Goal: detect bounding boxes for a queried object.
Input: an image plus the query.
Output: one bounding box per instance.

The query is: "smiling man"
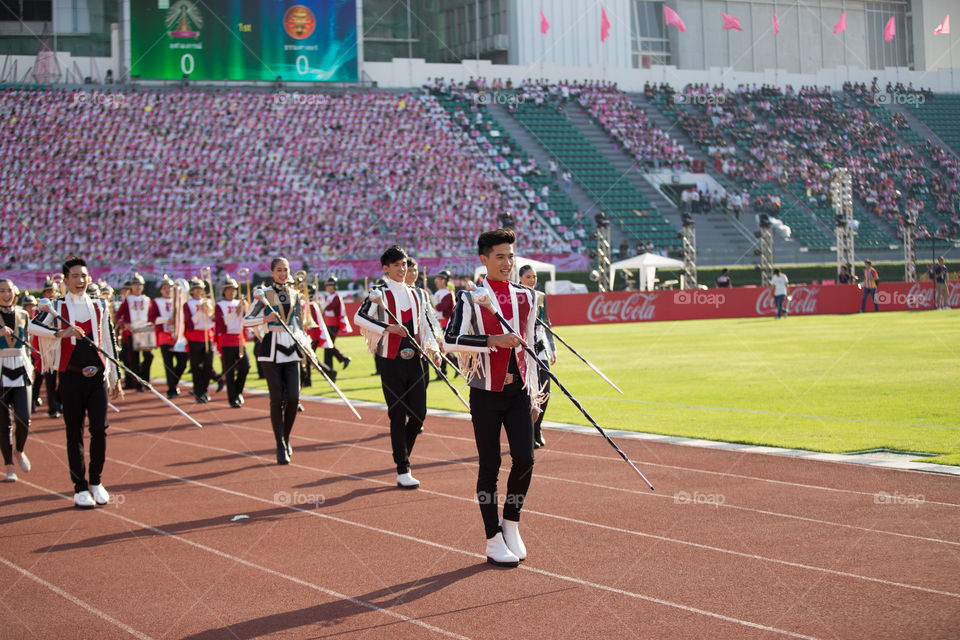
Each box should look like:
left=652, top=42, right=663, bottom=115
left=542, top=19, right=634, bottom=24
left=443, top=228, right=542, bottom=567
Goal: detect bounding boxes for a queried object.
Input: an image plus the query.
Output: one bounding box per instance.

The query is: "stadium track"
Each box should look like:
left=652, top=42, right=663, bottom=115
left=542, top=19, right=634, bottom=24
left=2, top=389, right=958, bottom=639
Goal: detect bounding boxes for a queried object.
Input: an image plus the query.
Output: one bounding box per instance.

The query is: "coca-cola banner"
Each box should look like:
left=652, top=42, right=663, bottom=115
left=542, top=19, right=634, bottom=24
left=541, top=282, right=959, bottom=327
left=338, top=282, right=956, bottom=335
left=0, top=253, right=589, bottom=290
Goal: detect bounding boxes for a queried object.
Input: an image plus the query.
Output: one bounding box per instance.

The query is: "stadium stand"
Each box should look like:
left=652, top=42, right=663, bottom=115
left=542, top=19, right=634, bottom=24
left=0, top=86, right=564, bottom=269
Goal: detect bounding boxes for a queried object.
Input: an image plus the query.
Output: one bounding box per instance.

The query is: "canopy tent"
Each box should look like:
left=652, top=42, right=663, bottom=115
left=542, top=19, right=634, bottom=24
left=473, top=256, right=556, bottom=284
left=610, top=253, right=685, bottom=291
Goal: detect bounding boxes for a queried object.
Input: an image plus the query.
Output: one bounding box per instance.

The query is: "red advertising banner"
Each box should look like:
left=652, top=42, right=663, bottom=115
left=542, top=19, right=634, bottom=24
left=340, top=282, right=956, bottom=335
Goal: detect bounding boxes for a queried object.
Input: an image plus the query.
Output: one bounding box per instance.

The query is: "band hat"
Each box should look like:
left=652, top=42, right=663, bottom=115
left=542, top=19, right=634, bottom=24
left=130, top=272, right=146, bottom=284
left=86, top=283, right=101, bottom=298
left=41, top=277, right=55, bottom=291
left=21, top=294, right=37, bottom=306
left=307, top=283, right=317, bottom=295
left=222, top=276, right=239, bottom=290
left=436, top=270, right=452, bottom=280
left=189, top=277, right=205, bottom=290
left=324, top=277, right=337, bottom=286
left=159, top=274, right=175, bottom=287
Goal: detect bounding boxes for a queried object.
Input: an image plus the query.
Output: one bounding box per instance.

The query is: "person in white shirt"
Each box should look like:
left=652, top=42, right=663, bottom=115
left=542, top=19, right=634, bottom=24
left=28, top=257, right=122, bottom=509
left=771, top=268, right=789, bottom=319
left=0, top=279, right=34, bottom=482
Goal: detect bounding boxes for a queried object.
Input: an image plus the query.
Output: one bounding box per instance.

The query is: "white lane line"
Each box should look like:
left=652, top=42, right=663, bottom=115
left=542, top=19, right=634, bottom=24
left=17, top=481, right=472, bottom=640
left=0, top=555, right=155, bottom=640
left=234, top=398, right=960, bottom=507
left=154, top=410, right=960, bottom=548
left=23, top=466, right=823, bottom=640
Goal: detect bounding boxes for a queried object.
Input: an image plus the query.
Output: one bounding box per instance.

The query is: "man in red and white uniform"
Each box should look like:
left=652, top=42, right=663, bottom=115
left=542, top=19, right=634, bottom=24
left=321, top=278, right=352, bottom=372
left=183, top=278, right=214, bottom=403
left=215, top=276, right=250, bottom=408
left=303, top=283, right=337, bottom=386
left=432, top=269, right=457, bottom=379
left=29, top=257, right=123, bottom=509
left=115, top=272, right=156, bottom=392
left=150, top=275, right=188, bottom=398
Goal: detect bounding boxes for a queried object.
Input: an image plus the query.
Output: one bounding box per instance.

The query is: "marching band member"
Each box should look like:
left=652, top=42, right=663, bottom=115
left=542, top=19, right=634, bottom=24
left=28, top=257, right=123, bottom=508
left=518, top=265, right=555, bottom=449
left=432, top=270, right=457, bottom=380
left=405, top=257, right=444, bottom=393
left=321, top=278, right=352, bottom=372
left=303, top=283, right=338, bottom=386
left=0, top=280, right=34, bottom=482
left=216, top=276, right=251, bottom=408
left=243, top=258, right=308, bottom=464
left=115, top=273, right=155, bottom=392
left=183, top=278, right=215, bottom=403
left=443, top=229, right=542, bottom=567
left=25, top=295, right=57, bottom=417
left=354, top=246, right=441, bottom=490
left=150, top=276, right=189, bottom=398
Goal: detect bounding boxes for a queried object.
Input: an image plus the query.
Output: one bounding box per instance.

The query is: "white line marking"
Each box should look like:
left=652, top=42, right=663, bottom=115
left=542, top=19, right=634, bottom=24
left=17, top=481, right=472, bottom=640
left=0, top=555, right=155, bottom=640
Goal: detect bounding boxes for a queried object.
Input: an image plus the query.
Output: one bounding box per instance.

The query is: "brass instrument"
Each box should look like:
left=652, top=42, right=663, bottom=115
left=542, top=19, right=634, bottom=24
left=236, top=267, right=251, bottom=306
left=294, top=270, right=319, bottom=330
left=199, top=266, right=215, bottom=351
left=51, top=273, right=66, bottom=297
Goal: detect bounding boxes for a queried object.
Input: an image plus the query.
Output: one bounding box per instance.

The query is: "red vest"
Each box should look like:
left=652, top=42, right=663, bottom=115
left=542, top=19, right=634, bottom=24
left=382, top=288, right=420, bottom=360
left=57, top=302, right=105, bottom=373
left=479, top=282, right=530, bottom=392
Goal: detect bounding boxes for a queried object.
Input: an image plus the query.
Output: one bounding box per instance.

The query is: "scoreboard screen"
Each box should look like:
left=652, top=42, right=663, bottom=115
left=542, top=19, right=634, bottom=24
left=130, top=0, right=357, bottom=82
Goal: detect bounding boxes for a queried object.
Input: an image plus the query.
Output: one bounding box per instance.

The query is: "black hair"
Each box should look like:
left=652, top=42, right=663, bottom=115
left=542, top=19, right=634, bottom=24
left=405, top=257, right=418, bottom=268
left=381, top=245, right=408, bottom=266
left=721, top=268, right=729, bottom=274
left=773, top=268, right=781, bottom=275
left=518, top=264, right=534, bottom=277
left=270, top=257, right=289, bottom=270
left=477, top=228, right=516, bottom=256
left=62, top=256, right=87, bottom=276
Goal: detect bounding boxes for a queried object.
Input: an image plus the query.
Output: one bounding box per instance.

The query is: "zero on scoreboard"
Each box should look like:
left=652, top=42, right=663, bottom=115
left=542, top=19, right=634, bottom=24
left=130, top=0, right=358, bottom=82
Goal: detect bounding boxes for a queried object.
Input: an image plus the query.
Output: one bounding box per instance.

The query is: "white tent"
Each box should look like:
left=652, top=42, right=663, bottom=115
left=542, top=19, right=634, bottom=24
left=473, top=256, right=556, bottom=283
left=610, top=253, right=684, bottom=291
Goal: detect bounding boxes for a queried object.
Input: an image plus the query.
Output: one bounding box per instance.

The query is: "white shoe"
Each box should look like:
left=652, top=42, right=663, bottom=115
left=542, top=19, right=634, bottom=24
left=4, top=465, right=17, bottom=482
left=89, top=484, right=110, bottom=505
left=396, top=472, right=420, bottom=489
left=485, top=532, right=520, bottom=567
left=14, top=451, right=30, bottom=472
left=500, top=518, right=527, bottom=561
left=74, top=491, right=96, bottom=508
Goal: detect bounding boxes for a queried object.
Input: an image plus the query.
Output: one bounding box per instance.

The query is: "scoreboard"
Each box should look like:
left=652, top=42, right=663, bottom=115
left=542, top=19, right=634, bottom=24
left=130, top=0, right=357, bottom=82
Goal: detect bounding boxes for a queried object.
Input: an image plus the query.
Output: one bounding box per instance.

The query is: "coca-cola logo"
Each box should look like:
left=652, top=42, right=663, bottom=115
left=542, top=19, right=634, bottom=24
left=587, top=293, right=657, bottom=322
left=755, top=286, right=819, bottom=315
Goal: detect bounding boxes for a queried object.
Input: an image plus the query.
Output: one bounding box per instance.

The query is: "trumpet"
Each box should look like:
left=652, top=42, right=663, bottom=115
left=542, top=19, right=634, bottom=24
left=294, top=270, right=319, bottom=330
left=237, top=267, right=251, bottom=306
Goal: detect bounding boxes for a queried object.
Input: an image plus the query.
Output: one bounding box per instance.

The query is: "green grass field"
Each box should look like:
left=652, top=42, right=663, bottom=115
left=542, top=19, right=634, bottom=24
left=225, top=311, right=960, bottom=465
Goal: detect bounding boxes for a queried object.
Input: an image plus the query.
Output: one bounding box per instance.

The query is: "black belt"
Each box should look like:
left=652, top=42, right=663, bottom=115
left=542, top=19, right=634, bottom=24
left=64, top=364, right=104, bottom=378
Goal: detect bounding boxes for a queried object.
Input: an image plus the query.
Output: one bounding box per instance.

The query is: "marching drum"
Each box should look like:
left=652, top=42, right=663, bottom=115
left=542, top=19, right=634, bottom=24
left=130, top=322, right=157, bottom=351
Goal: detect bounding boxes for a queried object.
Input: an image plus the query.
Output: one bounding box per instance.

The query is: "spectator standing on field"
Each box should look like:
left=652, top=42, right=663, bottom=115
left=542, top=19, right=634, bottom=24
left=860, top=260, right=880, bottom=312
left=771, top=268, right=789, bottom=319
left=716, top=268, right=732, bottom=288
left=933, top=257, right=949, bottom=309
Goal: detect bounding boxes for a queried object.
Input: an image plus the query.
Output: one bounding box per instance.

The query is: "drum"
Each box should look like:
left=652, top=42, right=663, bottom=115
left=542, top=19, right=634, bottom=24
left=130, top=322, right=157, bottom=351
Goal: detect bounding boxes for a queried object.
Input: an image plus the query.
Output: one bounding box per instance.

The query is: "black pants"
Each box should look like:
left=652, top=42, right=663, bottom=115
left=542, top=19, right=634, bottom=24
left=32, top=370, right=61, bottom=414
left=221, top=345, right=250, bottom=404
left=160, top=344, right=189, bottom=394
left=187, top=341, right=213, bottom=398
left=0, top=385, right=30, bottom=465
left=60, top=371, right=108, bottom=493
left=121, top=335, right=154, bottom=390
left=323, top=325, right=348, bottom=369
left=376, top=354, right=427, bottom=474
left=470, top=382, right=535, bottom=539
left=261, top=360, right=300, bottom=449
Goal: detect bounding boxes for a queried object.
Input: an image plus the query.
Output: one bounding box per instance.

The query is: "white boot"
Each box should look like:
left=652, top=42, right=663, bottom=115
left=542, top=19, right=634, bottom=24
left=500, top=518, right=527, bottom=561
left=485, top=532, right=520, bottom=567
left=4, top=465, right=17, bottom=482
left=396, top=472, right=420, bottom=489
left=14, top=451, right=30, bottom=472
left=89, top=484, right=110, bottom=506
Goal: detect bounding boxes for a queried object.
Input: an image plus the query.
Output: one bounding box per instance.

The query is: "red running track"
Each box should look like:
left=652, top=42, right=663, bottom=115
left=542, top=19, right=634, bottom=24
left=2, top=390, right=959, bottom=639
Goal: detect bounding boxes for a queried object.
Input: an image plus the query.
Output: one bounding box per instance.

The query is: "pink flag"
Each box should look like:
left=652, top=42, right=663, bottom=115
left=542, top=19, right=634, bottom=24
left=884, top=16, right=896, bottom=42
left=934, top=14, right=950, bottom=35
left=664, top=6, right=686, bottom=33
left=722, top=12, right=742, bottom=31
left=833, top=11, right=847, bottom=34
left=772, top=12, right=781, bottom=35
left=540, top=8, right=550, bottom=34
left=600, top=7, right=611, bottom=42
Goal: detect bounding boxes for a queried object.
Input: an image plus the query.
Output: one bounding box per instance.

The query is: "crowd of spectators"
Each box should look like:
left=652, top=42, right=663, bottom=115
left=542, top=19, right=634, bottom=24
left=0, top=87, right=560, bottom=269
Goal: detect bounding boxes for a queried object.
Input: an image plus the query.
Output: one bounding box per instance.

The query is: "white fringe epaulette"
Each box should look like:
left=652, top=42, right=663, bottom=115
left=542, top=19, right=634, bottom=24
left=359, top=325, right=382, bottom=355
left=37, top=334, right=60, bottom=375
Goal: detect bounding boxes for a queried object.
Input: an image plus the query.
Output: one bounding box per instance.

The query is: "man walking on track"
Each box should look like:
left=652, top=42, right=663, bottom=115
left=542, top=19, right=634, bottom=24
left=443, top=228, right=543, bottom=568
